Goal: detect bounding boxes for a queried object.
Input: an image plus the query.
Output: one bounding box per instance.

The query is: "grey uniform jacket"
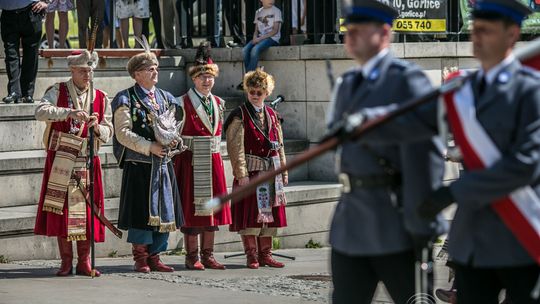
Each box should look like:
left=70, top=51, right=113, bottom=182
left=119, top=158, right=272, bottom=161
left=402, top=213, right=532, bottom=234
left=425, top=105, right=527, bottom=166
left=363, top=59, right=540, bottom=267
left=328, top=53, right=446, bottom=256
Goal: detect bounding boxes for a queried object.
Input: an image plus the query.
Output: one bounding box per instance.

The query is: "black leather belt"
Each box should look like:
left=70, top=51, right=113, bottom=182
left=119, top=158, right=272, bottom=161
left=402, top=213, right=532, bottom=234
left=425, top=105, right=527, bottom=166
left=339, top=173, right=402, bottom=193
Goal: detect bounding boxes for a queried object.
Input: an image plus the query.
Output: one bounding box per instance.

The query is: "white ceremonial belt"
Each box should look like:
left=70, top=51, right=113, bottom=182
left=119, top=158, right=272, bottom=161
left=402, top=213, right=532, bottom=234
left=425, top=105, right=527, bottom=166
left=181, top=135, right=221, bottom=153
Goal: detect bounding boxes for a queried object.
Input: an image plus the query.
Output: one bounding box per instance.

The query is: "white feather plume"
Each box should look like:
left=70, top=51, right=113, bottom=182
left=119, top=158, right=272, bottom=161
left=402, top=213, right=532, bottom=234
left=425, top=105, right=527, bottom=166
left=134, top=35, right=151, bottom=52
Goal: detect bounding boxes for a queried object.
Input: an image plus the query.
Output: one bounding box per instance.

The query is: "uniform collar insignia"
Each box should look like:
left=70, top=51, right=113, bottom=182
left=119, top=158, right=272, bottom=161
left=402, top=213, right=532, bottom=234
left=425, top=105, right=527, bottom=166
left=497, top=71, right=510, bottom=84
left=369, top=68, right=380, bottom=81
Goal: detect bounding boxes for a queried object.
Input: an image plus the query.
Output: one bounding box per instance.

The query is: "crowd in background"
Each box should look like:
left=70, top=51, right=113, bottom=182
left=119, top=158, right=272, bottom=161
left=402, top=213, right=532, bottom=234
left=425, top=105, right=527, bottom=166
left=40, top=0, right=340, bottom=49
left=0, top=0, right=339, bottom=104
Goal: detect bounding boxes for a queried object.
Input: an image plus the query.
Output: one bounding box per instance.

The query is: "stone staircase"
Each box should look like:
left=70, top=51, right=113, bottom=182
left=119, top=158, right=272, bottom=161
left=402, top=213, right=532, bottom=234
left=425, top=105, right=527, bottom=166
left=0, top=96, right=342, bottom=259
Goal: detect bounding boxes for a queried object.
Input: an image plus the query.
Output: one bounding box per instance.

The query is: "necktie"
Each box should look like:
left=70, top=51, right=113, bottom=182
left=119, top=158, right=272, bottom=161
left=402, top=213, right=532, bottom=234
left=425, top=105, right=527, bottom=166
left=199, top=95, right=213, bottom=125
left=346, top=72, right=364, bottom=102
left=478, top=76, right=487, bottom=97
left=352, top=72, right=364, bottom=89
left=147, top=91, right=159, bottom=110
left=257, top=110, right=266, bottom=133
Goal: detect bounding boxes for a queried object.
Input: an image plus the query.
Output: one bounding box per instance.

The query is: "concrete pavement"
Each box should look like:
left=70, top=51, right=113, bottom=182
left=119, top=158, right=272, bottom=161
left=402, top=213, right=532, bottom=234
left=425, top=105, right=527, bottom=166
left=0, top=248, right=453, bottom=304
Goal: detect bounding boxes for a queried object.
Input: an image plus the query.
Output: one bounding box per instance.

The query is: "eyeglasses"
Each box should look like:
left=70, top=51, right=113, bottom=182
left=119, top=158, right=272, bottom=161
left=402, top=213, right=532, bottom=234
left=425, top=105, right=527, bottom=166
left=248, top=90, right=264, bottom=97
left=198, top=75, right=214, bottom=81
left=145, top=67, right=159, bottom=73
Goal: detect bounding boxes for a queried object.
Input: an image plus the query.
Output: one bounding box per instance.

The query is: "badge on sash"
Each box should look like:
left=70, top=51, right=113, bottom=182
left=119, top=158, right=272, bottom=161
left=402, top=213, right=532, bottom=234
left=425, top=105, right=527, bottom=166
left=257, top=183, right=271, bottom=210
left=256, top=182, right=275, bottom=224
left=272, top=156, right=287, bottom=207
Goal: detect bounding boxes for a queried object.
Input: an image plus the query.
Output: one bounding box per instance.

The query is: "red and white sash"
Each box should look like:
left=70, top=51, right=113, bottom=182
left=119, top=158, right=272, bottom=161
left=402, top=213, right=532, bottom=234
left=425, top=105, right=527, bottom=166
left=444, top=72, right=540, bottom=264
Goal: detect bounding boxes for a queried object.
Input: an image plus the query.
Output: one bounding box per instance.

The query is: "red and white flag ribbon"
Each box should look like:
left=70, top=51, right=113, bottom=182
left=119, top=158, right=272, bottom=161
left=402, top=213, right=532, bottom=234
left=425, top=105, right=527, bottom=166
left=443, top=74, right=540, bottom=265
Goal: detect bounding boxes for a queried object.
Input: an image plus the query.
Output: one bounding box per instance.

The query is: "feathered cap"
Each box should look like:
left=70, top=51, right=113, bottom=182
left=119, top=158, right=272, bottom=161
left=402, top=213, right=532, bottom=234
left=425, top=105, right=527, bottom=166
left=243, top=68, right=275, bottom=95
left=67, top=22, right=99, bottom=69
left=189, top=42, right=219, bottom=78
left=67, top=50, right=99, bottom=69
left=127, top=35, right=159, bottom=77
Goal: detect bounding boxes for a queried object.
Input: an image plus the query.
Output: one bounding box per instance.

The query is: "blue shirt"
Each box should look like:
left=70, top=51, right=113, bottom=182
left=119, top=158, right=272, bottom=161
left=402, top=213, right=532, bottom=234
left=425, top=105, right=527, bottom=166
left=0, top=0, right=38, bottom=11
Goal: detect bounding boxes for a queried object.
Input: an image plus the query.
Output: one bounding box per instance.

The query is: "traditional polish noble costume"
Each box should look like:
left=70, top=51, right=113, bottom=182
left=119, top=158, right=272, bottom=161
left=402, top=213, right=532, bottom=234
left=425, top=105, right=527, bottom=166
left=173, top=43, right=231, bottom=270
left=224, top=69, right=288, bottom=268
left=34, top=50, right=113, bottom=276
left=112, top=44, right=183, bottom=273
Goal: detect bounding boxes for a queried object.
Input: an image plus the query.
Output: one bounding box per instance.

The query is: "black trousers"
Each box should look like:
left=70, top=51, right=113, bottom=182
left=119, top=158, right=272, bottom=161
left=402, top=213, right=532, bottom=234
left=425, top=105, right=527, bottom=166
left=306, top=0, right=336, bottom=44
left=143, top=0, right=164, bottom=49
left=455, top=263, right=540, bottom=304
left=76, top=0, right=105, bottom=48
left=176, top=0, right=194, bottom=46
left=205, top=0, right=222, bottom=47
left=0, top=6, right=42, bottom=98
left=222, top=0, right=243, bottom=43
left=244, top=0, right=258, bottom=42
left=331, top=249, right=416, bottom=304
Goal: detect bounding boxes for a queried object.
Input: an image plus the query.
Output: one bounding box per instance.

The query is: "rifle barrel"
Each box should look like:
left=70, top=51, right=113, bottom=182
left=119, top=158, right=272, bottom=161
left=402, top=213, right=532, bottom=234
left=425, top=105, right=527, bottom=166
left=206, top=75, right=471, bottom=210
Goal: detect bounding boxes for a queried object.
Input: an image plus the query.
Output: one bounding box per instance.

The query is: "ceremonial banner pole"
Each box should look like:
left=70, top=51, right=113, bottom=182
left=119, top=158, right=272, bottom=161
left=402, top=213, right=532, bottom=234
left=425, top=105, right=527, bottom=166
left=110, top=0, right=115, bottom=48
left=205, top=37, right=540, bottom=211
left=87, top=22, right=99, bottom=278
left=88, top=74, right=97, bottom=278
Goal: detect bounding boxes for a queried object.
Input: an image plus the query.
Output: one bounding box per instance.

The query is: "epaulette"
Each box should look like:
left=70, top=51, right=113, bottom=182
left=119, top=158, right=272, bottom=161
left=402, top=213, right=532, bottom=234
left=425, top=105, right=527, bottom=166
left=340, top=68, right=356, bottom=79
left=518, top=66, right=540, bottom=79
left=389, top=58, right=411, bottom=70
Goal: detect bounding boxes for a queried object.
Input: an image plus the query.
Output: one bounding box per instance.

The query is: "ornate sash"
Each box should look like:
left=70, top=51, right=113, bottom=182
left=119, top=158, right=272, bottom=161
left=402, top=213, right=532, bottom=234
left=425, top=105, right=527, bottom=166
left=271, top=156, right=286, bottom=208
left=192, top=136, right=214, bottom=216
left=67, top=157, right=88, bottom=241
left=43, top=129, right=85, bottom=215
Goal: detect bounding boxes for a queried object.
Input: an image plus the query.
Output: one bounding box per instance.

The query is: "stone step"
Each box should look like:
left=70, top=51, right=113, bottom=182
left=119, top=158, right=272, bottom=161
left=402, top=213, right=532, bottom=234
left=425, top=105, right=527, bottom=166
left=0, top=181, right=342, bottom=261
left=0, top=139, right=310, bottom=209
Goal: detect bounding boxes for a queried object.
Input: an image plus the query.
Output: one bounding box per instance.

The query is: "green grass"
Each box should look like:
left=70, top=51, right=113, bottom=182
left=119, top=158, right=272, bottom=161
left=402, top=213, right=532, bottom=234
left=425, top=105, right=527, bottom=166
left=272, top=237, right=281, bottom=250
left=166, top=247, right=186, bottom=256
left=305, top=239, right=322, bottom=249
left=0, top=255, right=9, bottom=263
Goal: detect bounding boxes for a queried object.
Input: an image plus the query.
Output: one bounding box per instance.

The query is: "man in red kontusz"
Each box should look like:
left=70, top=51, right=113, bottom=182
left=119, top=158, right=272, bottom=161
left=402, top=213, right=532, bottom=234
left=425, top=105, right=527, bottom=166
left=174, top=42, right=231, bottom=270
left=34, top=49, right=113, bottom=277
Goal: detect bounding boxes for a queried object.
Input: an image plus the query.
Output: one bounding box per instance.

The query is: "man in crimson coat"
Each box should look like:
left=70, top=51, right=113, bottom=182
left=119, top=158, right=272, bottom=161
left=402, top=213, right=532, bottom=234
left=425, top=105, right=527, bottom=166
left=174, top=42, right=231, bottom=270
left=34, top=50, right=113, bottom=277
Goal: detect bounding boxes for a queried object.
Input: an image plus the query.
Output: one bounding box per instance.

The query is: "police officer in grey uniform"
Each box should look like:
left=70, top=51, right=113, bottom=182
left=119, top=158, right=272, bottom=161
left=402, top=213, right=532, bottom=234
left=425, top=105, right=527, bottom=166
left=327, top=1, right=447, bottom=303
left=357, top=0, right=540, bottom=302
